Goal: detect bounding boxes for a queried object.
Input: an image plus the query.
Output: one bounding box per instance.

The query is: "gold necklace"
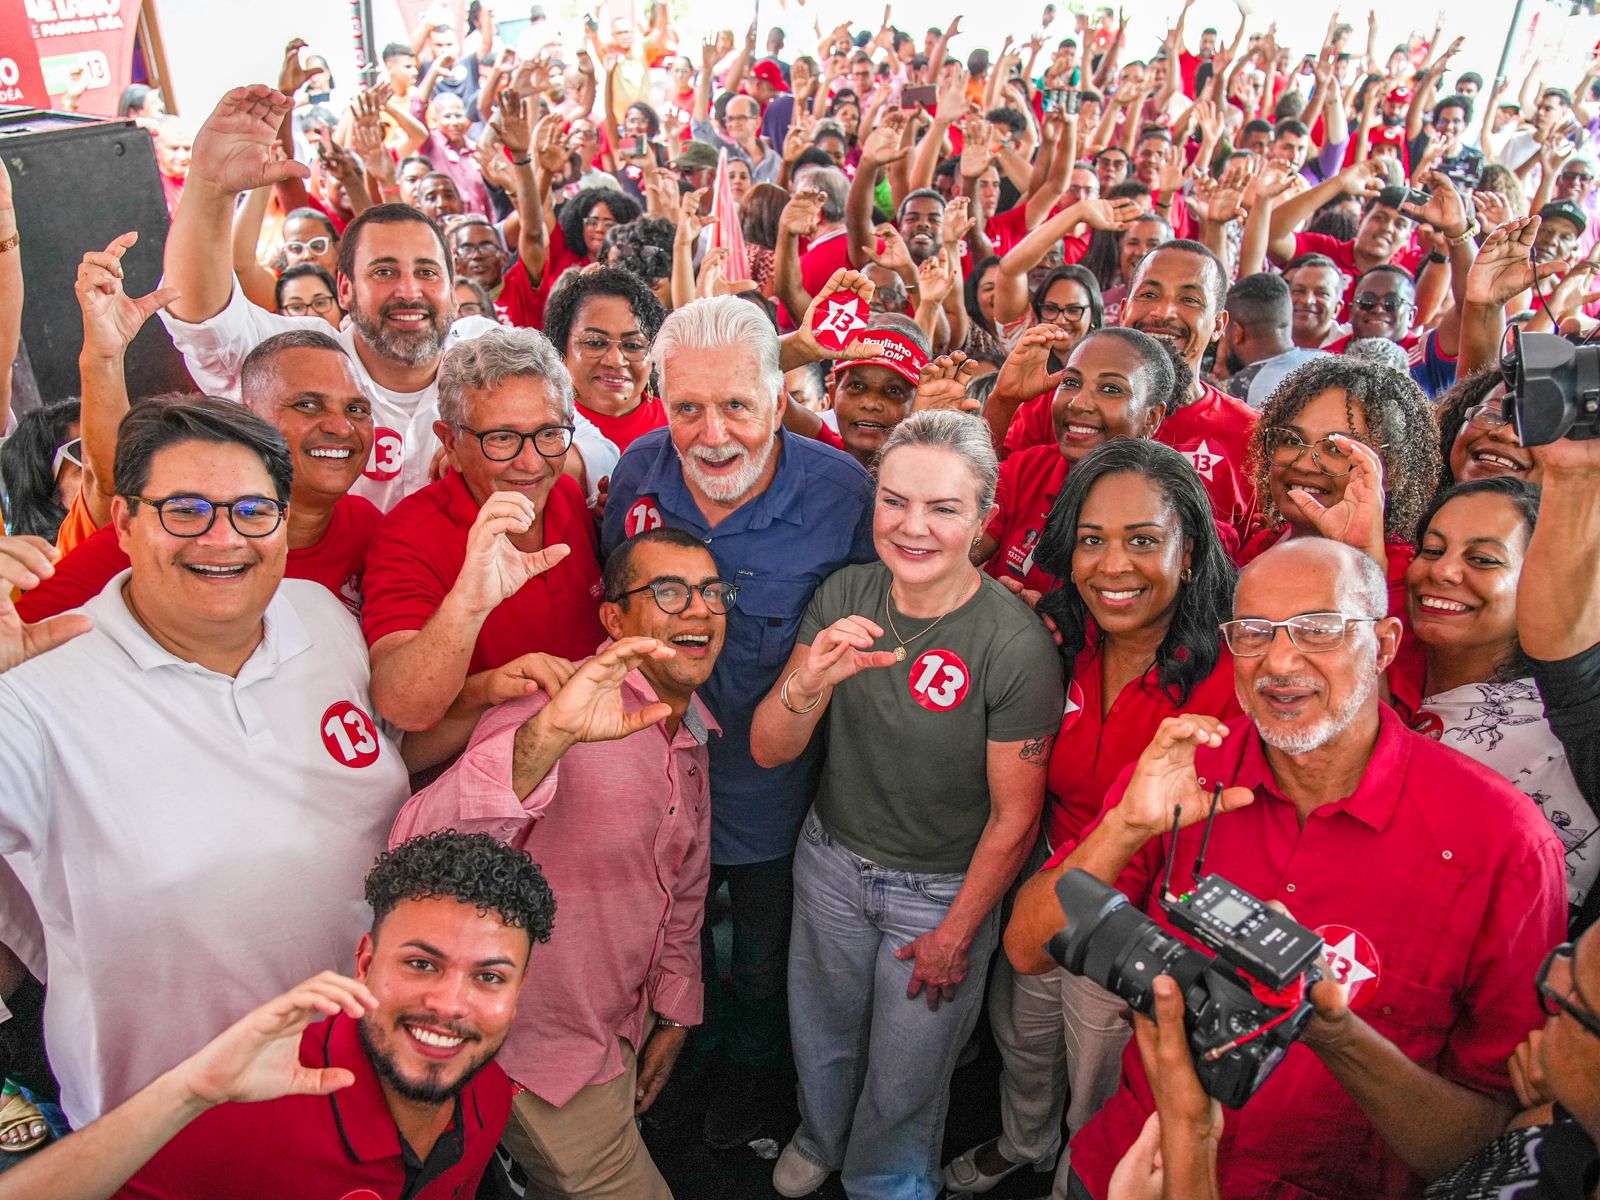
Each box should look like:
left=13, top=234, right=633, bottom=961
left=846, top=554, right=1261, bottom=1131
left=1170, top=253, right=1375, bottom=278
left=884, top=590, right=960, bottom=662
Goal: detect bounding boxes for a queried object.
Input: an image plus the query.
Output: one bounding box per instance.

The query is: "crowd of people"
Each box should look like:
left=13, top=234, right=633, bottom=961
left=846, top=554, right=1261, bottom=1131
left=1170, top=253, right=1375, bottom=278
left=0, top=1, right=1598, bottom=1198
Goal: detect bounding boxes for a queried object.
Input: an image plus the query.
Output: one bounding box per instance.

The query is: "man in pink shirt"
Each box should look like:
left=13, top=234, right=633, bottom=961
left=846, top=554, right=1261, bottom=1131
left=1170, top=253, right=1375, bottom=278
left=391, top=526, right=731, bottom=1199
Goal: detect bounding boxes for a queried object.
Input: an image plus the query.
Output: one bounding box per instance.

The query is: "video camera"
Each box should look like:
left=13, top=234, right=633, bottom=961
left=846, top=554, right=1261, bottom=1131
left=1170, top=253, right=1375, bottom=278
left=1045, top=792, right=1324, bottom=1108
left=1500, top=327, right=1600, bottom=445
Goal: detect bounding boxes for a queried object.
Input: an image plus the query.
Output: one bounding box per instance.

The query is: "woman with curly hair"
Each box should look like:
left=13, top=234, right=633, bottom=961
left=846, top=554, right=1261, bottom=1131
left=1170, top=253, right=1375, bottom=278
left=1239, top=358, right=1440, bottom=619
left=602, top=216, right=675, bottom=308
left=946, top=438, right=1240, bottom=1195
left=542, top=265, right=667, bottom=451
left=1434, top=367, right=1542, bottom=487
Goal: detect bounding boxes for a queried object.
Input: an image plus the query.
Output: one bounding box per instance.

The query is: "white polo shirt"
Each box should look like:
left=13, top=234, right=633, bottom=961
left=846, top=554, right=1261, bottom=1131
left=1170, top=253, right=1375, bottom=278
left=158, top=281, right=619, bottom=512
left=0, top=575, right=410, bottom=1127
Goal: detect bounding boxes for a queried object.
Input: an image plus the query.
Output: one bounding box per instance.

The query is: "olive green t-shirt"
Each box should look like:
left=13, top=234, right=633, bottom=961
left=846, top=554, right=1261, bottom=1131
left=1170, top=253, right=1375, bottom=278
left=798, top=562, right=1065, bottom=873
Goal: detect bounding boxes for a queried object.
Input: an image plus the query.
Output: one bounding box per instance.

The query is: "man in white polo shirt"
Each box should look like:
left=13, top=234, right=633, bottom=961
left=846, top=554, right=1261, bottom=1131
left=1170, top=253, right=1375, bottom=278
left=0, top=396, right=410, bottom=1128
left=158, top=83, right=617, bottom=512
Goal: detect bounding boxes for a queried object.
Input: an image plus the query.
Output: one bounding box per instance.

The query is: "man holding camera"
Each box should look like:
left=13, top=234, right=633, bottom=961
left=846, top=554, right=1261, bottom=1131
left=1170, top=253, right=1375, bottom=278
left=1008, top=538, right=1565, bottom=1200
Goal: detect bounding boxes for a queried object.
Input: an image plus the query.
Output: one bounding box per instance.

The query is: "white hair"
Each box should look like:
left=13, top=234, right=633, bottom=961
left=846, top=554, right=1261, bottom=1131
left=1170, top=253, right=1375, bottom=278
left=650, top=296, right=783, bottom=409
left=437, top=327, right=574, bottom=427
left=877, top=410, right=1000, bottom=513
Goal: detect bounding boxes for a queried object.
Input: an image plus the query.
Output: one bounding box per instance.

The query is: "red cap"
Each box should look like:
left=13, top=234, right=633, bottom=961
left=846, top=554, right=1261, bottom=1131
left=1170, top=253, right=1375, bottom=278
left=751, top=60, right=789, bottom=91
left=1385, top=85, right=1414, bottom=105
left=839, top=328, right=929, bottom=386
left=1368, top=124, right=1405, bottom=145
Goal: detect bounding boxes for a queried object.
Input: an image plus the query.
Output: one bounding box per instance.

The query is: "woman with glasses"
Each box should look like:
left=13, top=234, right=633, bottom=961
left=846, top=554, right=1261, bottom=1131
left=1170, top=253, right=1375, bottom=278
left=750, top=411, right=1062, bottom=1200
left=976, top=328, right=1179, bottom=589
left=946, top=438, right=1239, bottom=1195
left=453, top=278, right=496, bottom=321
left=0, top=400, right=82, bottom=541
left=1239, top=359, right=1440, bottom=622
left=984, top=269, right=1107, bottom=458
left=992, top=194, right=1138, bottom=348
left=1387, top=477, right=1598, bottom=929
left=274, top=264, right=343, bottom=328
left=1436, top=368, right=1542, bottom=487
left=542, top=266, right=667, bottom=452
left=541, top=188, right=643, bottom=300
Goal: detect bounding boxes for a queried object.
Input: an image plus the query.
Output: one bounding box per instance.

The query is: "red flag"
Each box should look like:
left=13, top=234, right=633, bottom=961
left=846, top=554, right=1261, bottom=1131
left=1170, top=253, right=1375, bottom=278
left=712, top=147, right=749, bottom=282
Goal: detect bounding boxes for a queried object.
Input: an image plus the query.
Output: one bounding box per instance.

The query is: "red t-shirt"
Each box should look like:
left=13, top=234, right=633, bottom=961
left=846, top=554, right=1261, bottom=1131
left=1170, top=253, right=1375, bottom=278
left=115, top=1012, right=511, bottom=1200
left=813, top=421, right=849, bottom=453
left=577, top=395, right=668, bottom=453
left=1057, top=705, right=1565, bottom=1200
left=1152, top=383, right=1258, bottom=545
left=502, top=225, right=591, bottom=332
left=983, top=444, right=1069, bottom=594
left=1045, top=636, right=1240, bottom=847
left=361, top=470, right=605, bottom=670
left=986, top=204, right=1034, bottom=258
left=15, top=495, right=381, bottom=621
left=1291, top=230, right=1426, bottom=314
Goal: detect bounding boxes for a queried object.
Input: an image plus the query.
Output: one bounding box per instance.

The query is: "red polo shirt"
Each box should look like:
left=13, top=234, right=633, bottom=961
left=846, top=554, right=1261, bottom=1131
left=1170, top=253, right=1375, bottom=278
left=361, top=470, right=605, bottom=670
left=577, top=396, right=667, bottom=453
left=115, top=1011, right=512, bottom=1200
left=15, top=494, right=381, bottom=621
left=1055, top=705, right=1566, bottom=1200
left=1153, top=383, right=1258, bottom=546
left=984, top=444, right=1069, bottom=594
left=1045, top=637, right=1241, bottom=848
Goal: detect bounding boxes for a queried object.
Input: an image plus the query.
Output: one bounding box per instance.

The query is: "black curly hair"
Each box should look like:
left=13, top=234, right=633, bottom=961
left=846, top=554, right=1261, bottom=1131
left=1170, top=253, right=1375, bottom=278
left=542, top=265, right=668, bottom=358
left=1248, top=356, right=1441, bottom=539
left=1434, top=367, right=1515, bottom=486
left=603, top=216, right=675, bottom=285
left=556, top=189, right=642, bottom=264
left=1035, top=439, right=1237, bottom=704
left=366, top=831, right=555, bottom=945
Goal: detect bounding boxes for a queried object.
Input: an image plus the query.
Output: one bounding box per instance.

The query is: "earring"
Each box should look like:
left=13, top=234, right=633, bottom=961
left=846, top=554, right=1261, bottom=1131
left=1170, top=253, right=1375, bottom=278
left=1180, top=568, right=1193, bottom=582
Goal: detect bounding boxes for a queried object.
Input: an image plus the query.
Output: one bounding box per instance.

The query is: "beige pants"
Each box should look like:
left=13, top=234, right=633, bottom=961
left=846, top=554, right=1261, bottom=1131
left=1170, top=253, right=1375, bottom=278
left=500, top=1041, right=674, bottom=1200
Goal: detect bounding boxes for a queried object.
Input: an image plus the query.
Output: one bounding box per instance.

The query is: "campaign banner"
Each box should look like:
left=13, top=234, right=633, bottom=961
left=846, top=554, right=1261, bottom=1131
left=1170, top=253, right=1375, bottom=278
left=0, top=0, right=52, bottom=108
left=21, top=0, right=142, bottom=117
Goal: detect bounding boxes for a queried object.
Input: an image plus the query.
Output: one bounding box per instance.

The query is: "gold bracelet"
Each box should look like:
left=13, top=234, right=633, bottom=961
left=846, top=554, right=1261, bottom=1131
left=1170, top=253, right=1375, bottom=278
left=0, top=232, right=18, bottom=255
left=779, top=668, right=823, bottom=715
left=1445, top=217, right=1480, bottom=247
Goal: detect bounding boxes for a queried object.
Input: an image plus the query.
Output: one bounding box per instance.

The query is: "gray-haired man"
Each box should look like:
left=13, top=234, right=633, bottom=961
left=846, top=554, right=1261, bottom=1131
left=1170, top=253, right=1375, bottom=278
left=360, top=327, right=607, bottom=737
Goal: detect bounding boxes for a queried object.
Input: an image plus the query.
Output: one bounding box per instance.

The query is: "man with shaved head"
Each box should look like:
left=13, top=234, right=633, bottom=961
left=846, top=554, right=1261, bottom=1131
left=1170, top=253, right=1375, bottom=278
left=1008, top=538, right=1565, bottom=1200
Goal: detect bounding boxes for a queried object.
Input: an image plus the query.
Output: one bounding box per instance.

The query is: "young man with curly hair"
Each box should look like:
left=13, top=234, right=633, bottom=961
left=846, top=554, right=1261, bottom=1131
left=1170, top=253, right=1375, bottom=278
left=106, top=830, right=555, bottom=1199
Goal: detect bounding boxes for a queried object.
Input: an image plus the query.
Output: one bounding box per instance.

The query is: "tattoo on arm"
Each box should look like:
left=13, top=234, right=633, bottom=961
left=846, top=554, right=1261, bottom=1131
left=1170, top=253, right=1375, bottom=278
left=1019, top=735, right=1053, bottom=765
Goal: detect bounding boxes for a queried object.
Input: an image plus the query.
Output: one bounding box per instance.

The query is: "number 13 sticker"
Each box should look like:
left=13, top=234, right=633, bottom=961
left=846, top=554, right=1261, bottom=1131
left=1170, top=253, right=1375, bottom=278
left=909, top=649, right=970, bottom=712
left=321, top=701, right=381, bottom=768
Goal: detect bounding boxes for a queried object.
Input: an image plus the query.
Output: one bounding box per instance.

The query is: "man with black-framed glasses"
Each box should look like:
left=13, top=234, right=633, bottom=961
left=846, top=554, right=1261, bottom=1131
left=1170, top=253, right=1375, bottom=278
left=0, top=394, right=411, bottom=1131
left=393, top=526, right=729, bottom=1198
left=363, top=328, right=606, bottom=737
left=1009, top=536, right=1565, bottom=1200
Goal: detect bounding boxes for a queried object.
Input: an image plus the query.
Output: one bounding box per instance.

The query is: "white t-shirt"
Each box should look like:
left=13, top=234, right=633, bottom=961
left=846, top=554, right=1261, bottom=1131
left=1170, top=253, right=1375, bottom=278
left=159, top=281, right=619, bottom=511
left=1419, top=678, right=1598, bottom=908
left=0, top=576, right=411, bottom=1126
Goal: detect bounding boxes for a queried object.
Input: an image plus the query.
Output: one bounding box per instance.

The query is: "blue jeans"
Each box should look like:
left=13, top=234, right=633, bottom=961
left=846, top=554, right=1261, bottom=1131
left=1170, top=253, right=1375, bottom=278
left=787, top=809, right=1000, bottom=1200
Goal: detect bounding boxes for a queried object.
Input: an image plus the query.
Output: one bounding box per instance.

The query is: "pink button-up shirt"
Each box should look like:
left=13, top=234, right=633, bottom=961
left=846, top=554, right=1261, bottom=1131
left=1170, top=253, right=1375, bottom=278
left=390, top=660, right=715, bottom=1106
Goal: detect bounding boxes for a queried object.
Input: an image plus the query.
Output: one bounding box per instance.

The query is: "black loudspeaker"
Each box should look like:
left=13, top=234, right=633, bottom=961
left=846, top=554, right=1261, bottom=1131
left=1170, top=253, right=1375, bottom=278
left=1, top=106, right=193, bottom=416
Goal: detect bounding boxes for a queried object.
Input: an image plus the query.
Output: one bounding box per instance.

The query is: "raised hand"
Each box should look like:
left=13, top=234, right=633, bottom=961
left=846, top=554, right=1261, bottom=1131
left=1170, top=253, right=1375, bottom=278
left=532, top=636, right=678, bottom=743
left=0, top=536, right=93, bottom=675
left=1399, top=171, right=1468, bottom=238
left=1466, top=217, right=1564, bottom=308
left=277, top=38, right=314, bottom=96
left=1110, top=715, right=1254, bottom=842
left=861, top=109, right=911, bottom=166
left=941, top=194, right=976, bottom=246
left=793, top=615, right=899, bottom=698
left=959, top=116, right=994, bottom=178
left=77, top=233, right=181, bottom=359
left=176, top=973, right=376, bottom=1107
left=492, top=90, right=533, bottom=155
left=454, top=492, right=572, bottom=617
left=1078, top=195, right=1142, bottom=231
left=935, top=68, right=969, bottom=124
left=778, top=187, right=824, bottom=240
left=473, top=652, right=580, bottom=707
left=1471, top=189, right=1515, bottom=230
left=994, top=323, right=1076, bottom=399
left=188, top=85, right=309, bottom=197
left=864, top=223, right=913, bottom=274
left=913, top=351, right=982, bottom=413
left=916, top=249, right=958, bottom=308
left=676, top=186, right=710, bottom=244
left=533, top=114, right=569, bottom=175
left=1285, top=434, right=1387, bottom=560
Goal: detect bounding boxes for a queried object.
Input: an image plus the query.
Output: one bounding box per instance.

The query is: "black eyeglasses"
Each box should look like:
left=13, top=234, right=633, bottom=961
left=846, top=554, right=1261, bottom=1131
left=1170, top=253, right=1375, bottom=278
left=1536, top=943, right=1600, bottom=1040
left=611, top=578, right=740, bottom=615
left=1039, top=301, right=1090, bottom=321
left=126, top=494, right=287, bottom=538
left=1263, top=428, right=1385, bottom=477
left=281, top=294, right=338, bottom=317
left=1352, top=293, right=1411, bottom=314
left=456, top=424, right=575, bottom=460
left=1218, top=612, right=1380, bottom=656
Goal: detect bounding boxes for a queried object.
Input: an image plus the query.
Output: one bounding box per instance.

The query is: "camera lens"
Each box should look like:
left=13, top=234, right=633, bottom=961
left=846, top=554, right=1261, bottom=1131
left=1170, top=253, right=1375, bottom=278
left=1050, top=870, right=1208, bottom=1014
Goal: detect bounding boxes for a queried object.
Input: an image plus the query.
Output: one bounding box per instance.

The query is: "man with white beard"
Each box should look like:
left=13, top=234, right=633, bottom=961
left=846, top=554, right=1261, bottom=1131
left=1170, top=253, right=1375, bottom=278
left=1005, top=538, right=1566, bottom=1200
left=601, top=296, right=875, bottom=1146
